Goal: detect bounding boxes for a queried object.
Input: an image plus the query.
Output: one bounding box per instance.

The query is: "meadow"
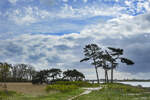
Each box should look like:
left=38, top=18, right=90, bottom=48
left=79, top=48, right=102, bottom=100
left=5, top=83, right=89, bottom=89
left=0, top=82, right=150, bottom=100
left=0, top=82, right=46, bottom=96
left=74, top=83, right=150, bottom=100
left=0, top=82, right=83, bottom=100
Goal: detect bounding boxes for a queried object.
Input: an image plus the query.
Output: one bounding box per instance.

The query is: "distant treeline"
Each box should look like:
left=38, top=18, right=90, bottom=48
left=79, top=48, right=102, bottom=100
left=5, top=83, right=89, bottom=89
left=86, top=79, right=150, bottom=83
left=115, top=79, right=150, bottom=82
left=0, top=62, right=85, bottom=84
left=0, top=62, right=36, bottom=82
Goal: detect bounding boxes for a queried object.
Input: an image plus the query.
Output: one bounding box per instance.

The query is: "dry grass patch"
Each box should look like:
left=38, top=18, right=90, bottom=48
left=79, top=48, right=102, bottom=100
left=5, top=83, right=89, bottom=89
left=0, top=82, right=47, bottom=96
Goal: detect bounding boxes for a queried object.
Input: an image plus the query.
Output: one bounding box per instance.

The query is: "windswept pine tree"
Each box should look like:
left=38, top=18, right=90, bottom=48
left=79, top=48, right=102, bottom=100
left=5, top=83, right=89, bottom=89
left=81, top=44, right=135, bottom=83
left=80, top=44, right=102, bottom=83
left=107, top=47, right=135, bottom=83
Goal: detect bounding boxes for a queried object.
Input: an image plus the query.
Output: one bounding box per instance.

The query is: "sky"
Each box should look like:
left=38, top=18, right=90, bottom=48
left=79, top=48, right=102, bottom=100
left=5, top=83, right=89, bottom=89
left=0, top=0, right=150, bottom=80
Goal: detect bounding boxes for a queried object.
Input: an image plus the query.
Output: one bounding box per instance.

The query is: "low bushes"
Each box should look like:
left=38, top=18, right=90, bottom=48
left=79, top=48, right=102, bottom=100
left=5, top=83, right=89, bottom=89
left=104, top=83, right=145, bottom=93
left=46, top=81, right=100, bottom=93
left=45, top=84, right=78, bottom=92
left=54, top=81, right=100, bottom=87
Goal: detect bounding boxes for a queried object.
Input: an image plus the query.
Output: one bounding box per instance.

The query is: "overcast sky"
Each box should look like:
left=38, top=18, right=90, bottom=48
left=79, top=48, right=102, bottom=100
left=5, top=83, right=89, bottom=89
left=0, top=0, right=150, bottom=79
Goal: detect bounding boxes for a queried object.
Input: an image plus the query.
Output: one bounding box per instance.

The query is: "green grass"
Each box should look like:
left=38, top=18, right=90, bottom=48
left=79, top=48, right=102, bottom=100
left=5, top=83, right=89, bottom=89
left=46, top=84, right=78, bottom=92
left=0, top=81, right=100, bottom=100
left=74, top=83, right=150, bottom=100
left=0, top=89, right=84, bottom=100
left=0, top=91, right=17, bottom=96
left=0, top=90, right=20, bottom=100
left=1, top=83, right=150, bottom=100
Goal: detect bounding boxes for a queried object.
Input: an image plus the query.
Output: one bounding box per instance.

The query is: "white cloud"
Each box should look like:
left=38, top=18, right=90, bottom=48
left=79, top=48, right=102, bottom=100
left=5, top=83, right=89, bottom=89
left=0, top=33, right=81, bottom=70
left=1, top=11, right=150, bottom=78
left=8, top=0, right=18, bottom=4
left=14, top=15, right=37, bottom=25
left=137, top=1, right=150, bottom=12
left=5, top=4, right=125, bottom=26
left=1, top=0, right=150, bottom=79
left=83, top=0, right=88, bottom=3
left=6, top=6, right=51, bottom=25
left=79, top=12, right=150, bottom=39
left=62, top=0, right=68, bottom=2
left=124, top=0, right=150, bottom=14
left=4, top=0, right=150, bottom=26
left=125, top=0, right=132, bottom=6
left=58, top=4, right=125, bottom=18
left=6, top=0, right=150, bottom=26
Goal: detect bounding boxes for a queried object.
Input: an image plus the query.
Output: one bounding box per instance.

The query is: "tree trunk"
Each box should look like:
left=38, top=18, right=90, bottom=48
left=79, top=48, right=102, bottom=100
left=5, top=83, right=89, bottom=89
left=111, top=68, right=113, bottom=83
left=93, top=58, right=100, bottom=84
left=107, top=71, right=109, bottom=83
left=105, top=70, right=109, bottom=83
left=106, top=70, right=109, bottom=83
left=95, top=67, right=100, bottom=84
left=105, top=70, right=107, bottom=83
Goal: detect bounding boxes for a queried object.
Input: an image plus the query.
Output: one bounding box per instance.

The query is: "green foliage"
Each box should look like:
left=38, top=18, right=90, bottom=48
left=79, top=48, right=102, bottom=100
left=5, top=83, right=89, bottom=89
left=49, top=68, right=62, bottom=80
left=32, top=70, right=47, bottom=84
left=0, top=63, right=11, bottom=82
left=107, top=47, right=123, bottom=56
left=120, top=57, right=135, bottom=65
left=45, top=84, right=78, bottom=92
left=54, top=81, right=100, bottom=87
left=0, top=89, right=84, bottom=100
left=75, top=83, right=150, bottom=100
left=63, top=69, right=85, bottom=81
left=102, top=83, right=145, bottom=93
left=80, top=44, right=102, bottom=83
left=0, top=90, right=17, bottom=97
left=46, top=81, right=100, bottom=93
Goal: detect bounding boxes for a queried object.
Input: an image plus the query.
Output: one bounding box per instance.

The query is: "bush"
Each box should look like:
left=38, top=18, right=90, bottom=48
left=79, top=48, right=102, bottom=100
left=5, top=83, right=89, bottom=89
left=105, top=83, right=145, bottom=93
left=54, top=81, right=100, bottom=87
left=45, top=84, right=78, bottom=92
left=49, top=79, right=69, bottom=84
left=32, top=78, right=40, bottom=84
left=45, top=81, right=100, bottom=93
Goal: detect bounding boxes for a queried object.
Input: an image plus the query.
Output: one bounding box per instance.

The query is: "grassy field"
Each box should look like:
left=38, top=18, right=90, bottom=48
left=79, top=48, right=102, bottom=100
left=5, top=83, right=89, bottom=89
left=0, top=82, right=83, bottom=100
left=0, top=82, right=47, bottom=96
left=1, top=82, right=150, bottom=100
left=0, top=89, right=83, bottom=100
left=74, top=83, right=150, bottom=100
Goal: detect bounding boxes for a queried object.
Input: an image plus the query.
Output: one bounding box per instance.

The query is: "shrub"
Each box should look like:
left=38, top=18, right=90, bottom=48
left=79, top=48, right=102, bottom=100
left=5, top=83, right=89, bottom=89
left=54, top=81, right=100, bottom=87
left=45, top=84, right=78, bottom=92
left=46, top=81, right=100, bottom=93
left=105, top=83, right=145, bottom=93
left=49, top=79, right=69, bottom=84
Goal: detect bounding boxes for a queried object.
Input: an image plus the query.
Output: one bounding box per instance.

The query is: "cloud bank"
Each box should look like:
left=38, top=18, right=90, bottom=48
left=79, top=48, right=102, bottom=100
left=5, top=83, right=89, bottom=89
left=0, top=0, right=150, bottom=79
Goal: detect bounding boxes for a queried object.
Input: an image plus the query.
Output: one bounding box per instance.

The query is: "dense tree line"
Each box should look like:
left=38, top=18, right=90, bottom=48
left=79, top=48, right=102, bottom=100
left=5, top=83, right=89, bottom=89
left=0, top=62, right=85, bottom=84
left=0, top=63, right=35, bottom=82
left=80, top=44, right=134, bottom=83
left=32, top=69, right=85, bottom=84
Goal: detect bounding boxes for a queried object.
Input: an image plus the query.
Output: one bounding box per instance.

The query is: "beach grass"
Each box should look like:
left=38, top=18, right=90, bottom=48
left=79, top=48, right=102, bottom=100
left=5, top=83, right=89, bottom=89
left=74, top=83, right=150, bottom=100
